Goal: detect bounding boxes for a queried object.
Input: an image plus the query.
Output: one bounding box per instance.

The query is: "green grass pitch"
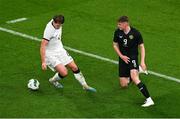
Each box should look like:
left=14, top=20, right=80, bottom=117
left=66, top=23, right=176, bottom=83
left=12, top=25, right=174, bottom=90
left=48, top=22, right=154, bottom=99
left=0, top=0, right=180, bottom=118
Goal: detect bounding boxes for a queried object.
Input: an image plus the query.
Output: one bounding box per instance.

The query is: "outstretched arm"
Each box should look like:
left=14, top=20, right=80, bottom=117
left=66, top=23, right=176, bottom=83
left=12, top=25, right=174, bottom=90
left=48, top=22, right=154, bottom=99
left=40, top=39, right=49, bottom=70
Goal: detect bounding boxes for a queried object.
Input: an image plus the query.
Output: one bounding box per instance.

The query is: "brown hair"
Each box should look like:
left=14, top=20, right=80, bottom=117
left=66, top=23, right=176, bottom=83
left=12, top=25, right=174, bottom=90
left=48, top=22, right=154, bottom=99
left=117, top=16, right=129, bottom=23
left=53, top=15, right=65, bottom=24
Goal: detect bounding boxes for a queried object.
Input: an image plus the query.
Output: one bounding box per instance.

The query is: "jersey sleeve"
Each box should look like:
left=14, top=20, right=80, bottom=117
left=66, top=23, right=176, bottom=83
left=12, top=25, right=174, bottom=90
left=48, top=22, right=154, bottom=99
left=113, top=30, right=118, bottom=42
left=137, top=31, right=144, bottom=45
left=43, top=25, right=52, bottom=41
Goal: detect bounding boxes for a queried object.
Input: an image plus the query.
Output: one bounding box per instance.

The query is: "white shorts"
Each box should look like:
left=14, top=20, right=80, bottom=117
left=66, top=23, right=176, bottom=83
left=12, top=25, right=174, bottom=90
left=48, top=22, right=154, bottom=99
left=45, top=50, right=73, bottom=72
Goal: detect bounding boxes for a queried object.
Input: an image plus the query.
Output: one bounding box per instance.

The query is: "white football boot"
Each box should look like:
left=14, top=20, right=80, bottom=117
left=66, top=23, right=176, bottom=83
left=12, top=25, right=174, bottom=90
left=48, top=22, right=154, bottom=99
left=83, top=85, right=97, bottom=92
left=49, top=78, right=63, bottom=88
left=142, top=97, right=154, bottom=107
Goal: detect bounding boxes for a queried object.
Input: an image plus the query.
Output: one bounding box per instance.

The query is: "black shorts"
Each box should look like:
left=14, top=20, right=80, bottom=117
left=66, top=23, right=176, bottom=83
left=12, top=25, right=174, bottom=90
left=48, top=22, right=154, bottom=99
left=119, top=56, right=139, bottom=77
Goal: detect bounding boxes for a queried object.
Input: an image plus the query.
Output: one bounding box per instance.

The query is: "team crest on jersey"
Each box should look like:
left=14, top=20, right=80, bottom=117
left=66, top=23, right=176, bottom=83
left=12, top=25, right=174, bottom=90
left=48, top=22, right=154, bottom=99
left=119, top=35, right=123, bottom=38
left=129, top=35, right=134, bottom=39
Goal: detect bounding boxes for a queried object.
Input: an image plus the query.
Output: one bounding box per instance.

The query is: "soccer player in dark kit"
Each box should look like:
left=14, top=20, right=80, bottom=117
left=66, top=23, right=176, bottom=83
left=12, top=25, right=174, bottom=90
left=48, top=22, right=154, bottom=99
left=113, top=16, right=154, bottom=107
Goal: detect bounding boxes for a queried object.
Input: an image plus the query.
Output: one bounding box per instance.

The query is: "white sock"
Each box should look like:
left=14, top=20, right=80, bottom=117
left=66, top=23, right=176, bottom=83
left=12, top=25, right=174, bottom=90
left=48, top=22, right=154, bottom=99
left=74, top=72, right=87, bottom=86
left=52, top=73, right=62, bottom=81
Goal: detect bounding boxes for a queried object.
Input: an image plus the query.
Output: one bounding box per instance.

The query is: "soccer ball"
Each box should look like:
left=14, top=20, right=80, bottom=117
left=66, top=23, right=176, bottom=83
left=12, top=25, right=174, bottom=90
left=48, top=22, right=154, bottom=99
left=27, top=79, right=40, bottom=90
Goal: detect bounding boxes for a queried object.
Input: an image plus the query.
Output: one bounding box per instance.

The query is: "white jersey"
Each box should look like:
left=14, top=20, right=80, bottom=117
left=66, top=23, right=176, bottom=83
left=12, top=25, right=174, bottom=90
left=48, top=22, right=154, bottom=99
left=43, top=19, right=73, bottom=69
left=43, top=19, right=64, bottom=55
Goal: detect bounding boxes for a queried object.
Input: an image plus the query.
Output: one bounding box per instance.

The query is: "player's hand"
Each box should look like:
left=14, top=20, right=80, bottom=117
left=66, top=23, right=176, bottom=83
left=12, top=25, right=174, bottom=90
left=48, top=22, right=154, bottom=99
left=121, top=55, right=130, bottom=64
left=41, top=62, right=47, bottom=70
left=140, top=62, right=147, bottom=71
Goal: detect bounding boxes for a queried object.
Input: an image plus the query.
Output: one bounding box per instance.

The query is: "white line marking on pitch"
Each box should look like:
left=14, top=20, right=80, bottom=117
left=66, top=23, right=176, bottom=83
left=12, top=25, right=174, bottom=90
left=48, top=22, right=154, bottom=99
left=6, top=18, right=28, bottom=24
left=0, top=26, right=180, bottom=83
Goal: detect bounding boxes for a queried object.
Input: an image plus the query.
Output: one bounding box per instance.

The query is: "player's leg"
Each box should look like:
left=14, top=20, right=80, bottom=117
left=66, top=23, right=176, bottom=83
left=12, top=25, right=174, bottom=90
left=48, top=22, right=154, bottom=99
left=54, top=63, right=68, bottom=80
left=49, top=64, right=68, bottom=88
left=66, top=60, right=96, bottom=92
left=119, top=59, right=130, bottom=88
left=66, top=61, right=87, bottom=86
left=130, top=58, right=154, bottom=107
left=119, top=77, right=130, bottom=88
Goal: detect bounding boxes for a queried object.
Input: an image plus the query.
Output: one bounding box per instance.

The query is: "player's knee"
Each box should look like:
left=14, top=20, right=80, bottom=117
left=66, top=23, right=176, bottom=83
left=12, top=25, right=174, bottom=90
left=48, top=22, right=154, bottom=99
left=131, top=70, right=138, bottom=77
left=71, top=66, right=79, bottom=72
left=67, top=61, right=79, bottom=72
left=58, top=69, right=68, bottom=77
left=120, top=82, right=128, bottom=88
left=120, top=79, right=128, bottom=88
left=130, top=70, right=139, bottom=79
left=63, top=70, right=68, bottom=77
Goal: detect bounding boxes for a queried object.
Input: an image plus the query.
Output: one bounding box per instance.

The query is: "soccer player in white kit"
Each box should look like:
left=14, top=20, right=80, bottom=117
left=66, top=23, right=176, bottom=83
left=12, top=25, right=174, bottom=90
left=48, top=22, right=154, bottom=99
left=40, top=15, right=96, bottom=92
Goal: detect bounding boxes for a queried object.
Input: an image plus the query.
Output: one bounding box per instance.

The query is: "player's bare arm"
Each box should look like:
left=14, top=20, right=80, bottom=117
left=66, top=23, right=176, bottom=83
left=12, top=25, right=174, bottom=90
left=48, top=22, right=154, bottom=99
left=113, top=42, right=130, bottom=64
left=139, top=43, right=147, bottom=70
left=40, top=39, right=49, bottom=70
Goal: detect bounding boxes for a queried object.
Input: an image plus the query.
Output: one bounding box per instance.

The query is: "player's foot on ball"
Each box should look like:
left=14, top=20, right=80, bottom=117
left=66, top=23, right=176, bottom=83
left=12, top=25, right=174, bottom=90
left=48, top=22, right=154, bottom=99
left=49, top=78, right=63, bottom=88
left=141, top=97, right=154, bottom=107
left=83, top=85, right=97, bottom=92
